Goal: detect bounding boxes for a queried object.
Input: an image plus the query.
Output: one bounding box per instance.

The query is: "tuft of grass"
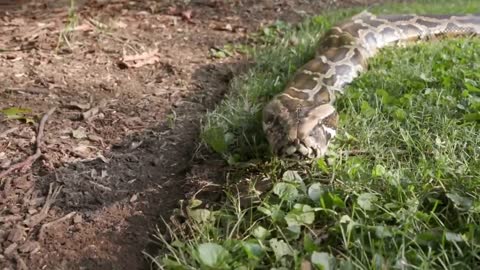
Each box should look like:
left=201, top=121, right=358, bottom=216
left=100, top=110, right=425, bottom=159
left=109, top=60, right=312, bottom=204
left=56, top=0, right=79, bottom=51
left=152, top=0, right=480, bottom=269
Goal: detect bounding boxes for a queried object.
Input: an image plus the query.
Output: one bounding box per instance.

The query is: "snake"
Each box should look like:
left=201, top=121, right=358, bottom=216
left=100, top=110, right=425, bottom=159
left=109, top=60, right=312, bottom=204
left=262, top=11, right=480, bottom=158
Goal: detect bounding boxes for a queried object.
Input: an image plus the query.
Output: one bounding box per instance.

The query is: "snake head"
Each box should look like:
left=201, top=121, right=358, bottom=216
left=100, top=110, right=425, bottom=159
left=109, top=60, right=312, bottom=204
left=262, top=98, right=338, bottom=158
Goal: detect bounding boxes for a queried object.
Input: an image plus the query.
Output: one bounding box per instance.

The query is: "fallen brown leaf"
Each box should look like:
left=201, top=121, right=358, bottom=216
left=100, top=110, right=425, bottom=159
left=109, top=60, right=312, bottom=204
left=166, top=6, right=195, bottom=24
left=118, top=49, right=160, bottom=68
left=181, top=9, right=194, bottom=23
left=212, top=23, right=233, bottom=32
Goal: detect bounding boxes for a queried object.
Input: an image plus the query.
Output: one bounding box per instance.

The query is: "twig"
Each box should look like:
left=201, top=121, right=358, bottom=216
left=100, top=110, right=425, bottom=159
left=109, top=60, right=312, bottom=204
left=38, top=211, right=76, bottom=240
left=0, top=127, right=18, bottom=138
left=13, top=251, right=28, bottom=270
left=0, top=107, right=56, bottom=179
left=89, top=180, right=112, bottom=192
left=82, top=99, right=107, bottom=120
left=24, top=183, right=62, bottom=227
left=4, top=87, right=50, bottom=95
left=0, top=46, right=35, bottom=52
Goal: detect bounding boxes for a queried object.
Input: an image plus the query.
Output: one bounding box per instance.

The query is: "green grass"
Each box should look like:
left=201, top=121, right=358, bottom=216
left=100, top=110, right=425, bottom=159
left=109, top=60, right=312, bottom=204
left=56, top=0, right=79, bottom=51
left=151, top=0, right=480, bottom=269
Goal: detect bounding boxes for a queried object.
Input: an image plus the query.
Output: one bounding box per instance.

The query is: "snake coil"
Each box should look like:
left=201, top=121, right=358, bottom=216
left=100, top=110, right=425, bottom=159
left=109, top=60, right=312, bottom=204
left=262, top=12, right=480, bottom=158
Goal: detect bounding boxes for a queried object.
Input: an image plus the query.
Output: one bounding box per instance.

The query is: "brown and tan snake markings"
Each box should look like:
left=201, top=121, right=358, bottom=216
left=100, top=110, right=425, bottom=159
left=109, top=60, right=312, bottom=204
left=262, top=11, right=480, bottom=158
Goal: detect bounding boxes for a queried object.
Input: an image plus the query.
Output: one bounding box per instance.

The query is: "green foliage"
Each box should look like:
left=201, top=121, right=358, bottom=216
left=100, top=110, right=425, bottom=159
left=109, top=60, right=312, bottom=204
left=153, top=0, right=480, bottom=269
left=1, top=107, right=35, bottom=124
left=56, top=0, right=79, bottom=51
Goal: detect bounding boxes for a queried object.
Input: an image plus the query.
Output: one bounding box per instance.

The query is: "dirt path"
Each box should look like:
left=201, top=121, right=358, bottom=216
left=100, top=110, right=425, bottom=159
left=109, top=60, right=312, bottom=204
left=0, top=0, right=398, bottom=269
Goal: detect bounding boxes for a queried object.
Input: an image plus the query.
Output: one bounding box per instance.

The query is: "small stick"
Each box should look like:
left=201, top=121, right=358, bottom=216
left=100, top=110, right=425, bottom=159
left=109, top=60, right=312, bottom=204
left=13, top=252, right=28, bottom=270
left=0, top=127, right=18, bottom=138
left=0, top=107, right=56, bottom=179
left=82, top=99, right=107, bottom=120
left=38, top=211, right=76, bottom=240
left=24, top=183, right=62, bottom=227
left=4, top=87, right=50, bottom=95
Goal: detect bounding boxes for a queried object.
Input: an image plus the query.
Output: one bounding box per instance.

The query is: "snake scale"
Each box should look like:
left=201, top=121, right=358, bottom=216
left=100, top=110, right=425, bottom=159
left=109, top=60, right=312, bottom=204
left=262, top=11, right=480, bottom=158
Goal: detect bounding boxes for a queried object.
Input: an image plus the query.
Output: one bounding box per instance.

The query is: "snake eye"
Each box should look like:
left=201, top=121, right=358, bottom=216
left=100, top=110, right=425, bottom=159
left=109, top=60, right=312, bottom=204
left=264, top=112, right=275, bottom=124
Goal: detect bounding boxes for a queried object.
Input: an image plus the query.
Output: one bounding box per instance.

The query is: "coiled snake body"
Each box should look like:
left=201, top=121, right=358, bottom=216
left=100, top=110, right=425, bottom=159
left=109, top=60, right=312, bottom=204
left=262, top=12, right=480, bottom=158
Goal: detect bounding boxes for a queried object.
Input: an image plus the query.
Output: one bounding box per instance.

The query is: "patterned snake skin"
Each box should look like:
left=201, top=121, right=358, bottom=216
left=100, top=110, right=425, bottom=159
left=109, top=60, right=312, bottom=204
left=262, top=11, right=480, bottom=158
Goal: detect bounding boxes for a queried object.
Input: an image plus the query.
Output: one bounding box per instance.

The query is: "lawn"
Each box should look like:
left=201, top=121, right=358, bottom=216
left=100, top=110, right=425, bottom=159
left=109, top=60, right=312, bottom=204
left=152, top=0, right=480, bottom=269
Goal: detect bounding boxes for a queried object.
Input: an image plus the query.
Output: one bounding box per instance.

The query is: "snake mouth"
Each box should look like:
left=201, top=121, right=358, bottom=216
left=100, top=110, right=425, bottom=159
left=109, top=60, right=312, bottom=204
left=262, top=99, right=337, bottom=159
left=281, top=139, right=327, bottom=158
left=277, top=122, right=336, bottom=159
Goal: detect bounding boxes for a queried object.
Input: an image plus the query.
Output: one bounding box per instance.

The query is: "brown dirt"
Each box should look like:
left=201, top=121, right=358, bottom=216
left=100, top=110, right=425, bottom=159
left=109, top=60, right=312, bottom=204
left=0, top=0, right=403, bottom=269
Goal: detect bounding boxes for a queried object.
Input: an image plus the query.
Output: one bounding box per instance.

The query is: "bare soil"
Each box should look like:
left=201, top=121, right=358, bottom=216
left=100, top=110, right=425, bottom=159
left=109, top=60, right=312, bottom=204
left=0, top=0, right=400, bottom=269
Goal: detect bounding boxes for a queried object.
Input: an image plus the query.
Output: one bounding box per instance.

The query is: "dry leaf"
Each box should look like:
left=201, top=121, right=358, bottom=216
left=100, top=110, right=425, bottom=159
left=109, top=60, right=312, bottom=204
left=166, top=6, right=194, bottom=23
left=181, top=10, right=194, bottom=23
left=71, top=127, right=87, bottom=139
left=113, top=20, right=128, bottom=29
left=119, top=49, right=160, bottom=68
left=68, top=101, right=91, bottom=110
left=212, top=23, right=234, bottom=32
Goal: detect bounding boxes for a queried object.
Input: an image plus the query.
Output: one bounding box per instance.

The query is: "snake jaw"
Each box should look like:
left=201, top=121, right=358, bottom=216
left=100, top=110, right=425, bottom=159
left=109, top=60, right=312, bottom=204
left=263, top=100, right=338, bottom=159
left=283, top=124, right=334, bottom=158
left=262, top=99, right=295, bottom=155
left=268, top=124, right=333, bottom=158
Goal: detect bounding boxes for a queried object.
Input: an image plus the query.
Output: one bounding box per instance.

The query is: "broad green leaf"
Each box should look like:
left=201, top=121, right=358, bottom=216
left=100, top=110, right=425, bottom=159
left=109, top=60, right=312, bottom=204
left=360, top=101, right=375, bottom=117
left=252, top=226, right=270, bottom=240
left=242, top=241, right=264, bottom=259
left=319, top=191, right=345, bottom=210
left=328, top=193, right=346, bottom=209
left=339, top=215, right=352, bottom=224
left=337, top=259, right=354, bottom=270
left=375, top=226, right=393, bottom=238
left=311, top=252, right=335, bottom=270
left=1, top=107, right=31, bottom=117
left=308, top=183, right=324, bottom=202
left=446, top=192, right=473, bottom=210
left=202, top=127, right=228, bottom=154
left=357, top=193, right=378, bottom=211
left=372, top=165, right=386, bottom=177
left=257, top=206, right=272, bottom=216
left=162, top=257, right=187, bottom=270
left=0, top=107, right=35, bottom=123
left=464, top=80, right=480, bottom=93
left=171, top=240, right=185, bottom=248
left=273, top=182, right=299, bottom=201
left=189, top=199, right=203, bottom=208
left=282, top=170, right=303, bottom=183
left=415, top=230, right=442, bottom=246
left=303, top=233, right=316, bottom=253
left=393, top=108, right=406, bottom=121
left=372, top=254, right=386, bottom=270
left=376, top=88, right=396, bottom=106
left=195, top=243, right=230, bottom=269
left=258, top=204, right=285, bottom=223
left=188, top=209, right=214, bottom=223
left=316, top=159, right=329, bottom=173
left=445, top=232, right=464, bottom=243
left=464, top=112, right=480, bottom=121
left=284, top=204, right=315, bottom=226
left=269, top=238, right=293, bottom=261
left=285, top=225, right=301, bottom=240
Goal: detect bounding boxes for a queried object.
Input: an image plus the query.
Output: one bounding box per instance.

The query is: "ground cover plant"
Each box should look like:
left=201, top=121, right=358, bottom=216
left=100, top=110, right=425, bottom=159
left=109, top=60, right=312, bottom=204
left=152, top=0, right=480, bottom=269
